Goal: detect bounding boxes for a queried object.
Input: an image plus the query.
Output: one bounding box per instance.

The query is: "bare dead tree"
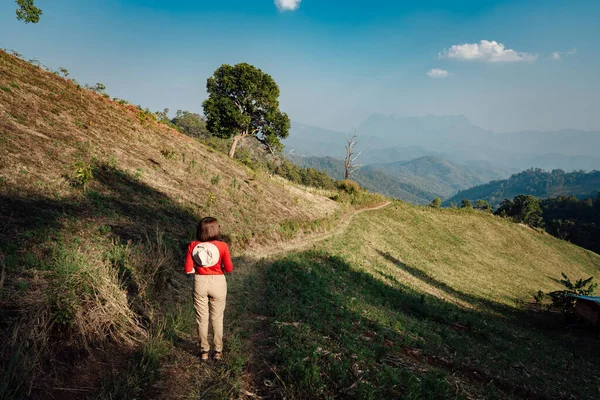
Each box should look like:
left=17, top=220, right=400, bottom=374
left=344, top=134, right=362, bottom=180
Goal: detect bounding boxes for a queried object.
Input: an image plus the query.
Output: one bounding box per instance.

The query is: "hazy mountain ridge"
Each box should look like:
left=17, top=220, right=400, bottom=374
left=288, top=155, right=438, bottom=203
left=284, top=116, right=600, bottom=171
left=284, top=116, right=600, bottom=204
left=288, top=154, right=506, bottom=203
left=446, top=168, right=600, bottom=207
left=367, top=156, right=508, bottom=199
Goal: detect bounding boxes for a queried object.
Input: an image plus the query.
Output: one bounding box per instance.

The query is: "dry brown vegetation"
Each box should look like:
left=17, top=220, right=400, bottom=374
left=0, top=50, right=340, bottom=248
left=0, top=49, right=365, bottom=398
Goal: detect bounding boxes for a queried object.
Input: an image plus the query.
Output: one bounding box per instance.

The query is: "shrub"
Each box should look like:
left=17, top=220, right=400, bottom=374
left=69, top=159, right=94, bottom=191
left=160, top=149, right=176, bottom=160
left=170, top=110, right=208, bottom=138
left=85, top=82, right=106, bottom=93
left=337, top=179, right=361, bottom=195
left=546, top=273, right=597, bottom=313
left=475, top=199, right=493, bottom=212
left=137, top=107, right=157, bottom=124
left=460, top=199, right=473, bottom=209
left=430, top=198, right=441, bottom=208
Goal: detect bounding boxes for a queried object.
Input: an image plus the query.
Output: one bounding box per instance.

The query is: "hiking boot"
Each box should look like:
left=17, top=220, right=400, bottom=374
left=200, top=351, right=209, bottom=361
left=213, top=351, right=222, bottom=361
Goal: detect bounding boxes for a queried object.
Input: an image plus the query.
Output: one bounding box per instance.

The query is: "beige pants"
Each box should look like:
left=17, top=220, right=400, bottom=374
left=193, top=274, right=227, bottom=352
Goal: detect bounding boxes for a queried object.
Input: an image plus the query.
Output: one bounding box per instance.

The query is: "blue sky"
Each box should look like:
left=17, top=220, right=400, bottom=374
left=1, top=0, right=599, bottom=132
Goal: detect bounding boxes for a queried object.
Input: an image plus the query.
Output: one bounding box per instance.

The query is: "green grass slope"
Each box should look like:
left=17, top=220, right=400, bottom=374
left=245, top=203, right=600, bottom=399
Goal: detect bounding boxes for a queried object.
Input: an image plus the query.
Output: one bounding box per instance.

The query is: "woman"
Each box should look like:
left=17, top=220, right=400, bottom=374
left=184, top=217, right=233, bottom=361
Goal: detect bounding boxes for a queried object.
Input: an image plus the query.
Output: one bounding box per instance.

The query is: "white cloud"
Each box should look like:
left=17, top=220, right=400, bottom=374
left=427, top=68, right=449, bottom=78
left=439, top=40, right=537, bottom=63
left=275, top=0, right=301, bottom=11
left=551, top=49, right=577, bottom=60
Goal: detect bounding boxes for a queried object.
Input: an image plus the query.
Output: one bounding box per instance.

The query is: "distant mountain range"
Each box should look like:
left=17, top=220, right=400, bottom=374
left=289, top=155, right=508, bottom=204
left=446, top=169, right=600, bottom=207
left=285, top=115, right=600, bottom=171
left=284, top=115, right=600, bottom=203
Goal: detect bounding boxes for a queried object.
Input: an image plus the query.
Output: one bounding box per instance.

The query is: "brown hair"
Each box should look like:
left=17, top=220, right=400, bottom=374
left=197, top=217, right=219, bottom=242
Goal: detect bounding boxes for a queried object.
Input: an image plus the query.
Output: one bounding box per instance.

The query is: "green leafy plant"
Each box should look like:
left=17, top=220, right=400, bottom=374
left=69, top=160, right=94, bottom=191
left=546, top=272, right=597, bottom=312
left=533, top=290, right=545, bottom=304
left=210, top=174, right=221, bottom=186
left=206, top=191, right=217, bottom=210
left=15, top=0, right=42, bottom=23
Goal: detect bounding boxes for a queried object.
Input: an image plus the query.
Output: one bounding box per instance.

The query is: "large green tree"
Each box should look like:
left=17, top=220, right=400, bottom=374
left=495, top=194, right=544, bottom=228
left=15, top=0, right=42, bottom=23
left=202, top=63, right=290, bottom=158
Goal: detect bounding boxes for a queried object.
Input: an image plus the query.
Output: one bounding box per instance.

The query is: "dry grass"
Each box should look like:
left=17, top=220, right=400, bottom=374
left=0, top=49, right=338, bottom=251
left=0, top=228, right=144, bottom=398
left=327, top=201, right=600, bottom=308
left=0, top=49, right=348, bottom=399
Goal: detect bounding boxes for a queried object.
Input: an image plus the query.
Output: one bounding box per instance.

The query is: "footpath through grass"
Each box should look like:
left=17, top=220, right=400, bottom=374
left=207, top=201, right=600, bottom=399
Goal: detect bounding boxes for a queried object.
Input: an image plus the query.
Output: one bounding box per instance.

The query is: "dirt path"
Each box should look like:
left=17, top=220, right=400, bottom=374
left=244, top=201, right=392, bottom=260
left=229, top=201, right=392, bottom=398
left=155, top=201, right=392, bottom=399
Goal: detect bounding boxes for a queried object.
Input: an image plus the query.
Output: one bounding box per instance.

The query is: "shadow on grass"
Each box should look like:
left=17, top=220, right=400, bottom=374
left=0, top=165, right=198, bottom=254
left=0, top=165, right=203, bottom=399
left=249, top=250, right=600, bottom=400
left=375, top=249, right=518, bottom=317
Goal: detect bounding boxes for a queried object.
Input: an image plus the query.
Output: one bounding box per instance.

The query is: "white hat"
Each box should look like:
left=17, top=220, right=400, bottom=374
left=192, top=242, right=219, bottom=267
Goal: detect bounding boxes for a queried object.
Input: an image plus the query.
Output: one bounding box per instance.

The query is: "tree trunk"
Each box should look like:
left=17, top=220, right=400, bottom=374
left=229, top=134, right=243, bottom=158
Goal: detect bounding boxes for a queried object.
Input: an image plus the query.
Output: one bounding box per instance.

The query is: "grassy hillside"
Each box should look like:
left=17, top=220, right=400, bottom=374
left=243, top=203, right=600, bottom=399
left=0, top=50, right=339, bottom=248
left=0, top=50, right=388, bottom=399
left=3, top=48, right=600, bottom=400
left=448, top=168, right=600, bottom=207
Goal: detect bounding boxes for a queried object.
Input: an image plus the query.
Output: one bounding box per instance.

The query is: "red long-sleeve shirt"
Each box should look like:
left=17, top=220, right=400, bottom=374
left=184, top=240, right=233, bottom=275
